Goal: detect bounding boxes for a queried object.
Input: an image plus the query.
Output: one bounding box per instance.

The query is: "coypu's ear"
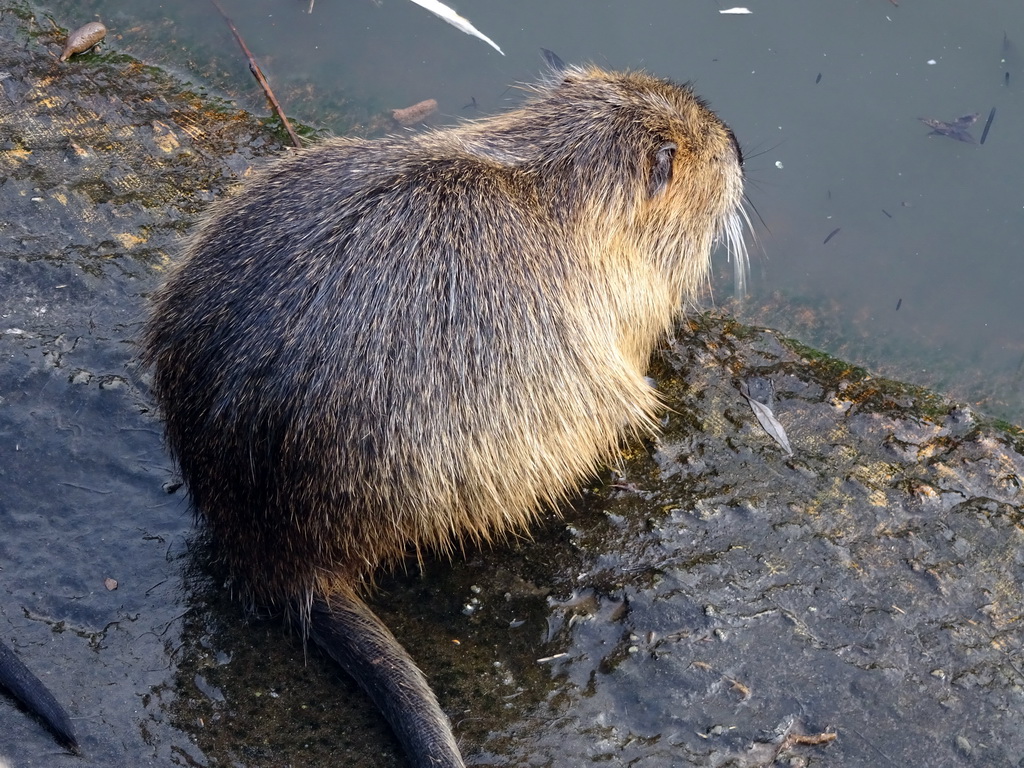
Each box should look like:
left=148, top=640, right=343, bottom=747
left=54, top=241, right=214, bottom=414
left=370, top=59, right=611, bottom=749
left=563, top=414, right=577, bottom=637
left=541, top=48, right=568, bottom=73
left=648, top=141, right=676, bottom=197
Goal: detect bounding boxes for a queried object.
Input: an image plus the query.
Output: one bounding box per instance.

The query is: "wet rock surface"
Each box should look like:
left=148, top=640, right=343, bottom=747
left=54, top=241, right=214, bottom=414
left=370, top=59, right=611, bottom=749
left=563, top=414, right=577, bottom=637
left=476, top=319, right=1024, bottom=766
left=1, top=4, right=1023, bottom=767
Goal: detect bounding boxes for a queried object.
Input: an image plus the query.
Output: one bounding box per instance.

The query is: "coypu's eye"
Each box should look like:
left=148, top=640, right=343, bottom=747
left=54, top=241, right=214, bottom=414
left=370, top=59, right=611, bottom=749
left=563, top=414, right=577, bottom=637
left=648, top=141, right=677, bottom=197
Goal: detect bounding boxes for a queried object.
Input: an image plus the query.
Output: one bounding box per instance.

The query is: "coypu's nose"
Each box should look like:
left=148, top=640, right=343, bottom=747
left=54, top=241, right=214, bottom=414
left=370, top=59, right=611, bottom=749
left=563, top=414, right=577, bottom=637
left=726, top=128, right=744, bottom=167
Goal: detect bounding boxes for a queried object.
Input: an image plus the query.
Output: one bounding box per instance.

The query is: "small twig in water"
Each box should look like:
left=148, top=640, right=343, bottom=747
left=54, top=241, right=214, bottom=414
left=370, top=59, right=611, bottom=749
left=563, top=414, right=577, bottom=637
left=209, top=0, right=303, bottom=147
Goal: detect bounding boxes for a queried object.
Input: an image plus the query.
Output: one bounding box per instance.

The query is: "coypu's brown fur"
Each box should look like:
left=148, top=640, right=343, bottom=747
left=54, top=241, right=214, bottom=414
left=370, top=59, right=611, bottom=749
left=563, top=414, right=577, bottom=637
left=143, top=57, right=746, bottom=768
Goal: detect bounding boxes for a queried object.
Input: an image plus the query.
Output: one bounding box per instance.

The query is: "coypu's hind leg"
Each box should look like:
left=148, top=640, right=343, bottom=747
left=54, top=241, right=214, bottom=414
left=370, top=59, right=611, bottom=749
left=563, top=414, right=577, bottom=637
left=0, top=637, right=78, bottom=753
left=309, top=592, right=465, bottom=768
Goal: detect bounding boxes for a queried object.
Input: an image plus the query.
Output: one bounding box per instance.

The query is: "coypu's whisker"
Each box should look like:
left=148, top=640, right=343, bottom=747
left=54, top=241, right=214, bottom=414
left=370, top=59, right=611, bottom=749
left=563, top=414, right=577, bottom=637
left=722, top=208, right=751, bottom=297
left=742, top=193, right=771, bottom=236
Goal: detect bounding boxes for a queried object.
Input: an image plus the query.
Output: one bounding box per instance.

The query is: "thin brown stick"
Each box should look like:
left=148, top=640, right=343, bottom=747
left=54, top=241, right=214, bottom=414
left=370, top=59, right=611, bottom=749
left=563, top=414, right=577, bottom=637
left=209, top=0, right=303, bottom=147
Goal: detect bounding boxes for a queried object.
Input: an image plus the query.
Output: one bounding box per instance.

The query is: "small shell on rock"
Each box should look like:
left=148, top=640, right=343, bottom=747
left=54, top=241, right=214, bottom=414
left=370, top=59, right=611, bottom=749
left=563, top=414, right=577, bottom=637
left=391, top=98, right=438, bottom=127
left=60, top=21, right=107, bottom=62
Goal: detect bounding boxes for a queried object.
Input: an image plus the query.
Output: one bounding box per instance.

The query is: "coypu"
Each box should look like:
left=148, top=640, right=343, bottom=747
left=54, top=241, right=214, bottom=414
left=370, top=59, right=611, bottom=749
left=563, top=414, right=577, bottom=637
left=142, top=51, right=747, bottom=767
left=0, top=637, right=78, bottom=752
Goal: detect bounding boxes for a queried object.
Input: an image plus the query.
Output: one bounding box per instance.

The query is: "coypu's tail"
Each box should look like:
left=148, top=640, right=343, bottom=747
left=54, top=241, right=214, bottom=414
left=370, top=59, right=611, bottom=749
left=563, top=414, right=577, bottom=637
left=309, top=592, right=465, bottom=768
left=0, top=638, right=78, bottom=753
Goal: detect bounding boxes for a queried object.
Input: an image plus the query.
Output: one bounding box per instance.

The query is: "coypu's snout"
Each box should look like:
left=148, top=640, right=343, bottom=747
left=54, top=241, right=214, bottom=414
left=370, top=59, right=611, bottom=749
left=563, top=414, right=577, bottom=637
left=726, top=127, right=744, bottom=168
left=712, top=123, right=750, bottom=296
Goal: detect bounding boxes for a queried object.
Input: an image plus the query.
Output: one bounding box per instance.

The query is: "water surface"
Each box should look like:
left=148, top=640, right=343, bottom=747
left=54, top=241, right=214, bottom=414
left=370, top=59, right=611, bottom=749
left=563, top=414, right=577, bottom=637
left=46, top=0, right=1024, bottom=421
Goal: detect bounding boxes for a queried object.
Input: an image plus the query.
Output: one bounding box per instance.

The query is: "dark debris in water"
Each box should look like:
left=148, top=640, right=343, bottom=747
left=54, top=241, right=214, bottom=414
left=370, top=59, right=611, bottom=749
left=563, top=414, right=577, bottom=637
left=918, top=112, right=979, bottom=143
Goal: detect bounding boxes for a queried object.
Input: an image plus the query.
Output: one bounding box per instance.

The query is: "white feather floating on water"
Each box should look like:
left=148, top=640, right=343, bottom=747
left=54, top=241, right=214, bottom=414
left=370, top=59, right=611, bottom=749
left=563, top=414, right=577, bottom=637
left=720, top=7, right=753, bottom=14
left=406, top=0, right=504, bottom=55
